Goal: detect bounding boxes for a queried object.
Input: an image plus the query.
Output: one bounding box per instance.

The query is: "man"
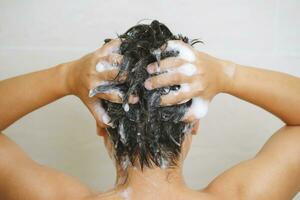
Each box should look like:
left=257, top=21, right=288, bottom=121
left=0, top=21, right=299, bottom=200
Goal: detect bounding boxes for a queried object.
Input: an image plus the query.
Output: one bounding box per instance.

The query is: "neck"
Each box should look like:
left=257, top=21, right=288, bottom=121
left=115, top=164, right=187, bottom=193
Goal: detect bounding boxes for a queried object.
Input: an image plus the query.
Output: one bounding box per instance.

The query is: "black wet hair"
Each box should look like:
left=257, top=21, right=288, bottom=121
left=96, top=20, right=201, bottom=169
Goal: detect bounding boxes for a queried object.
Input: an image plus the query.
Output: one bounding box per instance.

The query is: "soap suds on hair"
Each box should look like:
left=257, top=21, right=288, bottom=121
left=98, top=20, right=203, bottom=169
left=151, top=48, right=161, bottom=64
left=159, top=157, right=169, bottom=169
left=121, top=155, right=131, bottom=170
left=123, top=103, right=130, bottom=112
left=119, top=119, right=126, bottom=144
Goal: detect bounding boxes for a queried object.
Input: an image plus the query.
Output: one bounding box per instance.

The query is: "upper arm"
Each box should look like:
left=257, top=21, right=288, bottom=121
left=205, top=126, right=300, bottom=200
left=0, top=133, right=92, bottom=200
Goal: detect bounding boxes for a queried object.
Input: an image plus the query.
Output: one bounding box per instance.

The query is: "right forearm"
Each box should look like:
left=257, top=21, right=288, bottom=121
left=224, top=63, right=300, bottom=125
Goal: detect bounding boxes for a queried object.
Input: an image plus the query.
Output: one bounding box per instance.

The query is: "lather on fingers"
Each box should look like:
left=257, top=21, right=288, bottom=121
left=144, top=72, right=193, bottom=90
left=146, top=57, right=187, bottom=73
left=144, top=40, right=211, bottom=122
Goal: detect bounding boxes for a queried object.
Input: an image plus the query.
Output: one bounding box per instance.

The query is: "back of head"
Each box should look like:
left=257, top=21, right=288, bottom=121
left=97, top=20, right=199, bottom=170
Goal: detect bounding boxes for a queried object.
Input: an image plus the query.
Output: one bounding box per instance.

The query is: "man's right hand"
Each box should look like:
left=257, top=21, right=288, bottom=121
left=65, top=39, right=138, bottom=129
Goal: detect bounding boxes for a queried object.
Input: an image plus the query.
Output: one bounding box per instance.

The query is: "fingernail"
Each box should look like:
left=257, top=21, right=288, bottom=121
left=147, top=64, right=154, bottom=73
left=144, top=80, right=152, bottom=90
left=89, top=88, right=96, bottom=97
left=132, top=97, right=139, bottom=104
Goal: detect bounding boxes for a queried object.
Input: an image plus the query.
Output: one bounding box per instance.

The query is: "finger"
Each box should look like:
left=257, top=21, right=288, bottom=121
left=144, top=72, right=192, bottom=90
left=146, top=57, right=187, bottom=74
left=95, top=91, right=139, bottom=104
left=128, top=95, right=139, bottom=104
left=98, top=39, right=122, bottom=56
left=165, top=40, right=196, bottom=62
left=103, top=54, right=123, bottom=67
left=83, top=98, right=112, bottom=128
left=160, top=83, right=202, bottom=106
left=95, top=92, right=122, bottom=103
left=96, top=68, right=119, bottom=81
left=95, top=54, right=123, bottom=73
left=96, top=68, right=128, bottom=82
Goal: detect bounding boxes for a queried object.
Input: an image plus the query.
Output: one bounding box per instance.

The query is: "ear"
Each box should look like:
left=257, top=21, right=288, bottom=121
left=191, top=121, right=200, bottom=135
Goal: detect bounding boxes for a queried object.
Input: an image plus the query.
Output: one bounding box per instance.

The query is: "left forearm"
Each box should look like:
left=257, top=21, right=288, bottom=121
left=0, top=64, right=70, bottom=131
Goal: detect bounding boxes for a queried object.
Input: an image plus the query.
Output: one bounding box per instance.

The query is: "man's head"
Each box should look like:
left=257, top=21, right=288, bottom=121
left=96, top=20, right=201, bottom=170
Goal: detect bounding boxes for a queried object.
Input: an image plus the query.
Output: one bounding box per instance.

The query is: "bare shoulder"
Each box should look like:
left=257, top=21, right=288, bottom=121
left=203, top=126, right=300, bottom=200
left=0, top=133, right=93, bottom=200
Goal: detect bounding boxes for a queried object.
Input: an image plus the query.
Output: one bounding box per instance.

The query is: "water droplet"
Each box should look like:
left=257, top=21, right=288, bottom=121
left=123, top=103, right=129, bottom=112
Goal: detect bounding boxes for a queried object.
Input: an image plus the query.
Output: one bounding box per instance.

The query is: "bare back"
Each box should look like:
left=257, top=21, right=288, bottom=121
left=1, top=126, right=299, bottom=200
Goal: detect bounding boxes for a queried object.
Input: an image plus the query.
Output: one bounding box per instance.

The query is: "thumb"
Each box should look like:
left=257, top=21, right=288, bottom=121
left=83, top=97, right=113, bottom=128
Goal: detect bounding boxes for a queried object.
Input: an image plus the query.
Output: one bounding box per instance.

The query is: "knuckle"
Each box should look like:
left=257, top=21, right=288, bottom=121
left=173, top=73, right=182, bottom=82
left=88, top=82, right=95, bottom=90
left=86, top=71, right=93, bottom=77
left=176, top=95, right=186, bottom=104
left=174, top=58, right=187, bottom=66
left=109, top=70, right=118, bottom=79
left=150, top=77, right=159, bottom=87
left=174, top=73, right=184, bottom=83
left=169, top=95, right=181, bottom=105
left=109, top=54, right=123, bottom=63
left=111, top=95, right=122, bottom=103
left=160, top=95, right=169, bottom=106
left=195, top=88, right=203, bottom=96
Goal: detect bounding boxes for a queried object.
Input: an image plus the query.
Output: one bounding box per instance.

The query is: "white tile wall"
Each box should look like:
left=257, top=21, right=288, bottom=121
left=0, top=0, right=299, bottom=199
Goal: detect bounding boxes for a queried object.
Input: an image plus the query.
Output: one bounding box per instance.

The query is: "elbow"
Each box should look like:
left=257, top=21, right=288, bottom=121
left=282, top=116, right=300, bottom=126
left=0, top=121, right=9, bottom=132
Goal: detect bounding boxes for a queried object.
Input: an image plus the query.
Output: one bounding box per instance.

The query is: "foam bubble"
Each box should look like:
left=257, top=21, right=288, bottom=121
left=120, top=187, right=132, bottom=200
left=121, top=156, right=131, bottom=170
left=176, top=63, right=197, bottom=76
left=89, top=87, right=124, bottom=103
left=119, top=121, right=126, bottom=144
left=96, top=61, right=117, bottom=72
left=123, top=103, right=129, bottom=112
left=180, top=83, right=190, bottom=92
left=166, top=41, right=195, bottom=62
left=102, top=114, right=111, bottom=125
left=190, top=97, right=209, bottom=119
left=88, top=81, right=111, bottom=97
left=93, top=103, right=114, bottom=127
left=160, top=157, right=169, bottom=169
left=152, top=48, right=161, bottom=62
